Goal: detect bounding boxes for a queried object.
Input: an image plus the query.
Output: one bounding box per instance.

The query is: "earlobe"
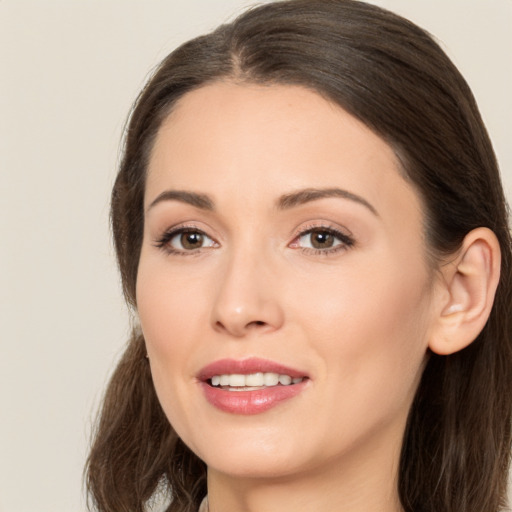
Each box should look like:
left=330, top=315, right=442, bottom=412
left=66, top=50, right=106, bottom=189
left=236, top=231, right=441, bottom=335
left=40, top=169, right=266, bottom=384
left=429, top=227, right=501, bottom=356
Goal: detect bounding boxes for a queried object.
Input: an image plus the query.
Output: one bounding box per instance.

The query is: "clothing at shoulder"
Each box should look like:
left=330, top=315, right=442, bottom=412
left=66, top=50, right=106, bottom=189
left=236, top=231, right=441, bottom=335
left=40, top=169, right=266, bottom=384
left=198, top=496, right=208, bottom=512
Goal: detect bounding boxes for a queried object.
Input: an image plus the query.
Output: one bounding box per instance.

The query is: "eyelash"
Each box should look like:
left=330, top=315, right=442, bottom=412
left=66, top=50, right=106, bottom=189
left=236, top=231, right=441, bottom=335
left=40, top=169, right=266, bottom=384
left=292, top=224, right=355, bottom=256
left=154, top=224, right=355, bottom=256
left=153, top=224, right=215, bottom=256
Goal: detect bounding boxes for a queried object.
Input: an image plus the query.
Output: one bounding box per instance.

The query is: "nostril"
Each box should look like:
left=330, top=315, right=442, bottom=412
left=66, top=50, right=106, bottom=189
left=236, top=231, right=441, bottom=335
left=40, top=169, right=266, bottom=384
left=213, top=319, right=269, bottom=337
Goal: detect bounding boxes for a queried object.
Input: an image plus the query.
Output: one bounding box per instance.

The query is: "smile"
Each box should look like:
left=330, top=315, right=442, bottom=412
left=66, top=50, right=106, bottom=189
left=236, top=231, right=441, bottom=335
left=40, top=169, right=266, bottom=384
left=210, top=372, right=304, bottom=389
left=198, top=358, right=309, bottom=414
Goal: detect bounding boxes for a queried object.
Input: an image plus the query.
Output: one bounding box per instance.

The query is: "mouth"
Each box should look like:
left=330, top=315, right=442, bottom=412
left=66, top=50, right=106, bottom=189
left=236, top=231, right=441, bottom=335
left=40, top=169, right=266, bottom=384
left=208, top=372, right=305, bottom=391
left=198, top=358, right=309, bottom=414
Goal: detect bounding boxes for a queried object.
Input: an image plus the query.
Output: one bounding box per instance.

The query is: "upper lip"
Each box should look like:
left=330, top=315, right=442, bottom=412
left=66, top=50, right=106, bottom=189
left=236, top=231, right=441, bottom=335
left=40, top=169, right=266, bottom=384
left=197, top=357, right=308, bottom=381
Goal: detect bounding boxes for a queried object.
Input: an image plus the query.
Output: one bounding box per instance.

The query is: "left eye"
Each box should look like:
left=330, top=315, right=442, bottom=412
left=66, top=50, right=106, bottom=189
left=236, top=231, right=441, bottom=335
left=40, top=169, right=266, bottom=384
left=295, top=228, right=352, bottom=250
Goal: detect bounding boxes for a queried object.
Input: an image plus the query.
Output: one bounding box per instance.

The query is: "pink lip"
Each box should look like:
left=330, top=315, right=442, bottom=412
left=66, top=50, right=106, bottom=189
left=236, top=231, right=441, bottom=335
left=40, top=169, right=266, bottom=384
left=197, top=358, right=309, bottom=415
left=198, top=357, right=307, bottom=381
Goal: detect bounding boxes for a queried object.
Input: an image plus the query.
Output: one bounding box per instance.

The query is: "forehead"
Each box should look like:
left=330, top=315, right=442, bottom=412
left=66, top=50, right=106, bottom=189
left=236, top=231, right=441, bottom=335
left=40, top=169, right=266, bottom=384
left=146, top=82, right=421, bottom=223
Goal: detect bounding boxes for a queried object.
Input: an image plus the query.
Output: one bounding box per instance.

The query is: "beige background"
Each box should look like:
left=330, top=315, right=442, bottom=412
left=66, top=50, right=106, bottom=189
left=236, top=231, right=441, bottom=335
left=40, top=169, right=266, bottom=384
left=1, top=1, right=510, bottom=511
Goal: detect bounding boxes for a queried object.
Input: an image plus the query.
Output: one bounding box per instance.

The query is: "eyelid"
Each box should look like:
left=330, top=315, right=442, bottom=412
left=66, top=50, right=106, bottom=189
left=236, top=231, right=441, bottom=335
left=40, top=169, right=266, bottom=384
left=289, top=223, right=355, bottom=253
left=152, top=221, right=354, bottom=256
left=290, top=222, right=353, bottom=240
left=153, top=223, right=219, bottom=254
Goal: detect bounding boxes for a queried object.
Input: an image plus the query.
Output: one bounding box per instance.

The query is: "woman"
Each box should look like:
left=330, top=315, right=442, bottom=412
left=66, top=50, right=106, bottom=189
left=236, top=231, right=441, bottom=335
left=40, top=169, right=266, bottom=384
left=86, top=1, right=512, bottom=511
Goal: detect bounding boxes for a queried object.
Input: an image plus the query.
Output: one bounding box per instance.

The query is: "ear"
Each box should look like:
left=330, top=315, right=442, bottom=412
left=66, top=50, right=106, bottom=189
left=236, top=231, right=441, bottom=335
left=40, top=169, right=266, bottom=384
left=429, top=227, right=501, bottom=355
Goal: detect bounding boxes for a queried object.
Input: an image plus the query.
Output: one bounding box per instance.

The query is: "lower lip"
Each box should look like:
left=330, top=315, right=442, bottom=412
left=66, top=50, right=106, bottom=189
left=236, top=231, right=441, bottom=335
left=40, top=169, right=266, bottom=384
left=200, top=381, right=307, bottom=415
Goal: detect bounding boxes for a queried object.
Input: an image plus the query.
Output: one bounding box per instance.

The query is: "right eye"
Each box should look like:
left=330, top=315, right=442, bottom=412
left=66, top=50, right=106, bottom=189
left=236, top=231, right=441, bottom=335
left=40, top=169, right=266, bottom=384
left=156, top=228, right=218, bottom=254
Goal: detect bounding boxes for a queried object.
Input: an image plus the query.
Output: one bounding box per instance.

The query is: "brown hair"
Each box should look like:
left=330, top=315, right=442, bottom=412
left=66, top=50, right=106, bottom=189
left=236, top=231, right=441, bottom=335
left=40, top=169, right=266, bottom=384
left=86, top=1, right=512, bottom=511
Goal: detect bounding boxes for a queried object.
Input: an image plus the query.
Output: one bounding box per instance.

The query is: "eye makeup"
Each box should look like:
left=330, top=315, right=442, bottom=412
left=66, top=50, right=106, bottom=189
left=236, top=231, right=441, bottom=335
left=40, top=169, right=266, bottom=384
left=153, top=221, right=355, bottom=258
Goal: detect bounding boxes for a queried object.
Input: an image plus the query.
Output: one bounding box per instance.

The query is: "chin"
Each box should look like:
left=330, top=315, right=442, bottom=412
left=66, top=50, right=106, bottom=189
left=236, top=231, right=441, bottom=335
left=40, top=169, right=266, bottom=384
left=181, top=421, right=313, bottom=479
left=205, top=449, right=309, bottom=480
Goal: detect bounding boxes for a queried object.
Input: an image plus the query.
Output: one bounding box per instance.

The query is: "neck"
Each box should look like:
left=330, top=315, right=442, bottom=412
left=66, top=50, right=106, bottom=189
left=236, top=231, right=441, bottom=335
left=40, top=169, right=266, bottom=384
left=206, top=422, right=405, bottom=512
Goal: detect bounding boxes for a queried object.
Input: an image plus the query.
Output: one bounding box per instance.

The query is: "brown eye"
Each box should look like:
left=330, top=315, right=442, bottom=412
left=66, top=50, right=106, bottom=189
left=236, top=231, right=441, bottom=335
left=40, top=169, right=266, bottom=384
left=180, top=231, right=204, bottom=250
left=164, top=229, right=216, bottom=252
left=293, top=226, right=354, bottom=253
left=309, top=229, right=335, bottom=249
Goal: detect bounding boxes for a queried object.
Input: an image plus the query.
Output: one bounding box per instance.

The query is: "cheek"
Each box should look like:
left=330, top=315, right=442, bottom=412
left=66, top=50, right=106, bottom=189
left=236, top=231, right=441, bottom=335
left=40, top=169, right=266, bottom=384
left=292, top=258, right=432, bottom=405
left=135, top=253, right=211, bottom=413
left=295, top=256, right=431, bottom=340
left=136, top=253, right=209, bottom=352
left=293, top=276, right=429, bottom=458
left=136, top=258, right=211, bottom=437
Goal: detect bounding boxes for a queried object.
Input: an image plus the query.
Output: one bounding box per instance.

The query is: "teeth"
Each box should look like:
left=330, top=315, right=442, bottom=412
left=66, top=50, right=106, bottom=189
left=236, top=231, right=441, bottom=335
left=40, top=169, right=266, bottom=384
left=279, top=375, right=292, bottom=385
left=245, top=372, right=264, bottom=386
left=209, top=372, right=304, bottom=388
left=229, top=374, right=245, bottom=387
left=264, top=372, right=279, bottom=386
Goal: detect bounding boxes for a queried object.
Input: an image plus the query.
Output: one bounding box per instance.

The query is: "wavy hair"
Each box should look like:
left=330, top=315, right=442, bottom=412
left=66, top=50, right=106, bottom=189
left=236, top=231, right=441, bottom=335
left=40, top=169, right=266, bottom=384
left=86, top=1, right=512, bottom=511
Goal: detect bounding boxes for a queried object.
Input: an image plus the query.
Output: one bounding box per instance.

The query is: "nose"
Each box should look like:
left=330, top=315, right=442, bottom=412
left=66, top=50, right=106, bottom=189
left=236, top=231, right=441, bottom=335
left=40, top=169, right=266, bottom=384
left=211, top=247, right=285, bottom=338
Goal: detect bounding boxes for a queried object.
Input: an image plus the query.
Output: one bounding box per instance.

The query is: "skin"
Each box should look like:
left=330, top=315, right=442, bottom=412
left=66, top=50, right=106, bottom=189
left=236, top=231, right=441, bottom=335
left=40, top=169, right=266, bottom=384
left=136, top=82, right=442, bottom=512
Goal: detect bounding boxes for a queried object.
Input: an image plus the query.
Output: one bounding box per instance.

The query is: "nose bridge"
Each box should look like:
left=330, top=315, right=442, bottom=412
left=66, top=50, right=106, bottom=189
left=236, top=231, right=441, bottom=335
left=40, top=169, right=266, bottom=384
left=211, top=236, right=284, bottom=337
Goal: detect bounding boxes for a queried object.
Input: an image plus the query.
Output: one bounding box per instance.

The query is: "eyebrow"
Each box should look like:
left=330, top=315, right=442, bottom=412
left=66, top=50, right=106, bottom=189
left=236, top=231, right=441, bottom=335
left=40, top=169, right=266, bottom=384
left=277, top=187, right=378, bottom=216
left=147, top=190, right=215, bottom=212
left=146, top=187, right=378, bottom=216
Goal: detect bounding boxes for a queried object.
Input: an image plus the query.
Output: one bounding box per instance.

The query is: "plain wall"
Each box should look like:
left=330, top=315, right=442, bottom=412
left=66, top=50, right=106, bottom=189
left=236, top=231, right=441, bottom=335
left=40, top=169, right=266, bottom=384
left=1, top=1, right=510, bottom=511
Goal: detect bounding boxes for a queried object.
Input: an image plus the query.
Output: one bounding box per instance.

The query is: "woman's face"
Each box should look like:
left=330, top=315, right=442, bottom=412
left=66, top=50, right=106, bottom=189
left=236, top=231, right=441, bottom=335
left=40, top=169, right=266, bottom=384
left=137, top=83, right=437, bottom=480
